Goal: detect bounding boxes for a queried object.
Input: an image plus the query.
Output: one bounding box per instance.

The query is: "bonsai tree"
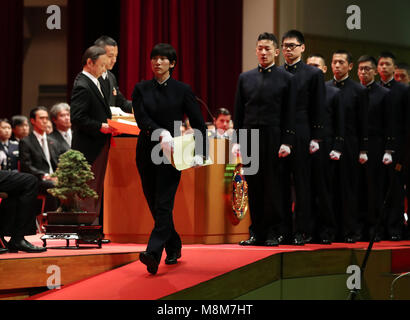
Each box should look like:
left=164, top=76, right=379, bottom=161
left=48, top=150, right=98, bottom=212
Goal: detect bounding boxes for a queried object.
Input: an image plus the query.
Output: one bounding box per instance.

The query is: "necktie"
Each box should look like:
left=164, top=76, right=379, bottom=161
left=96, top=81, right=105, bottom=98
left=41, top=137, right=53, bottom=174
left=2, top=143, right=8, bottom=154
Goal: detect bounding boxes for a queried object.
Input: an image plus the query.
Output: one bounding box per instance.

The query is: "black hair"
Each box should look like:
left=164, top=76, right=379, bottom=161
left=378, top=51, right=397, bottom=64
left=307, top=53, right=326, bottom=65
left=333, top=50, right=353, bottom=64
left=81, top=46, right=107, bottom=67
left=11, top=115, right=28, bottom=128
left=396, top=62, right=410, bottom=72
left=282, top=29, right=305, bottom=45
left=94, top=36, right=118, bottom=48
left=0, top=118, right=10, bottom=126
left=150, top=43, right=177, bottom=64
left=29, top=106, right=49, bottom=120
left=257, top=32, right=279, bottom=48
left=357, top=55, right=377, bottom=68
left=215, top=108, right=231, bottom=118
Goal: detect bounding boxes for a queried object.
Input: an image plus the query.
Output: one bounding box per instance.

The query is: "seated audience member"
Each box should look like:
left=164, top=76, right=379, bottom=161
left=0, top=170, right=46, bottom=253
left=10, top=115, right=30, bottom=142
left=0, top=119, right=19, bottom=171
left=209, top=107, right=234, bottom=139
left=394, top=62, right=410, bottom=85
left=19, top=106, right=59, bottom=212
left=45, top=120, right=53, bottom=134
left=49, top=102, right=72, bottom=155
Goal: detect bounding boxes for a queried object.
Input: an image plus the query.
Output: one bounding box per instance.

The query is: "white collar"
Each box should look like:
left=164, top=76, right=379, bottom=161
left=381, top=76, right=394, bottom=84
left=334, top=74, right=349, bottom=82
left=286, top=58, right=301, bottom=67
left=82, top=70, right=100, bottom=87
left=259, top=62, right=275, bottom=70
left=33, top=130, right=47, bottom=141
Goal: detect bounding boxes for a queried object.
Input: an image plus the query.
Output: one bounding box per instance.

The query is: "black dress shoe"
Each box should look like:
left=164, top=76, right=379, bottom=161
left=390, top=235, right=402, bottom=241
left=139, top=251, right=159, bottom=275
left=264, top=235, right=284, bottom=247
left=320, top=239, right=332, bottom=245
left=0, top=247, right=8, bottom=254
left=292, top=234, right=305, bottom=246
left=165, top=249, right=182, bottom=265
left=239, top=236, right=261, bottom=246
left=8, top=239, right=47, bottom=253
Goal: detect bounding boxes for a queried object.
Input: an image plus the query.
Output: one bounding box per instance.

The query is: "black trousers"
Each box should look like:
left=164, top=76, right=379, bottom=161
left=310, top=138, right=337, bottom=240
left=361, top=136, right=390, bottom=238
left=244, top=127, right=287, bottom=240
left=335, top=136, right=361, bottom=239
left=385, top=138, right=406, bottom=238
left=283, top=131, right=311, bottom=236
left=136, top=137, right=182, bottom=263
left=0, top=171, right=39, bottom=237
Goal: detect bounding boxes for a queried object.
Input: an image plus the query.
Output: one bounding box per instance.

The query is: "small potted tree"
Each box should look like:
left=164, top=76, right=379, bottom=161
left=46, top=149, right=99, bottom=225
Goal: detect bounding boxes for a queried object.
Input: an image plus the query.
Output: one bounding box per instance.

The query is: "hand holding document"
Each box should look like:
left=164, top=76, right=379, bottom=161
left=165, top=133, right=213, bottom=171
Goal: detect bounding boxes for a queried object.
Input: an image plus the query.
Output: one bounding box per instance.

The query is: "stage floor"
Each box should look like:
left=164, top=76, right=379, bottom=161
left=2, top=235, right=409, bottom=300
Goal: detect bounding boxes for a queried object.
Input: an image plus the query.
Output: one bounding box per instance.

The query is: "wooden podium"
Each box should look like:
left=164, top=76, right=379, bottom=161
left=103, top=137, right=250, bottom=244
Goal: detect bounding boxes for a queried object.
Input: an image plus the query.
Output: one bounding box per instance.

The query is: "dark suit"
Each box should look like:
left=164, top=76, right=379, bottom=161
left=0, top=171, right=39, bottom=237
left=19, top=132, right=59, bottom=212
left=280, top=61, right=326, bottom=239
left=70, top=72, right=112, bottom=216
left=0, top=140, right=19, bottom=171
left=311, top=84, right=344, bottom=241
left=132, top=77, right=207, bottom=263
left=234, top=65, right=296, bottom=241
left=327, top=77, right=369, bottom=240
left=49, top=130, right=71, bottom=156
left=99, top=71, right=133, bottom=113
left=380, top=79, right=408, bottom=238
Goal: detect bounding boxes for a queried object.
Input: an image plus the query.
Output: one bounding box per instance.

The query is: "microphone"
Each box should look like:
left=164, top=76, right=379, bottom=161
left=195, top=96, right=215, bottom=121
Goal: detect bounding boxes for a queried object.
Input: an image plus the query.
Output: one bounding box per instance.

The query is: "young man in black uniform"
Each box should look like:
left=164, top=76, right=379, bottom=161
left=132, top=43, right=208, bottom=274
left=327, top=50, right=369, bottom=243
left=280, top=30, right=326, bottom=245
left=357, top=55, right=394, bottom=241
left=306, top=54, right=344, bottom=244
left=234, top=32, right=296, bottom=247
left=377, top=52, right=408, bottom=240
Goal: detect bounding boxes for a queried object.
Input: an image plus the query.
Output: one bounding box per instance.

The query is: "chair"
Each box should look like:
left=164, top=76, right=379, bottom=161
left=36, top=194, right=47, bottom=234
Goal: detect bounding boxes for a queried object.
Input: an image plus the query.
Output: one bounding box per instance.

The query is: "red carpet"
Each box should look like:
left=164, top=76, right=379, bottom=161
left=29, top=241, right=410, bottom=300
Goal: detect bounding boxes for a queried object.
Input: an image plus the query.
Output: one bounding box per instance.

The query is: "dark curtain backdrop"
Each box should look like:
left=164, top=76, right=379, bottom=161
left=0, top=0, right=23, bottom=119
left=67, top=0, right=121, bottom=101
left=119, top=0, right=243, bottom=121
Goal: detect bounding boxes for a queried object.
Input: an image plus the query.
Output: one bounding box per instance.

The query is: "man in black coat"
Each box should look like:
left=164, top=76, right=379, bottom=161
left=234, top=32, right=296, bottom=247
left=0, top=170, right=46, bottom=253
left=70, top=46, right=117, bottom=219
left=327, top=50, right=369, bottom=243
left=95, top=36, right=133, bottom=114
left=19, top=107, right=60, bottom=212
left=357, top=55, right=394, bottom=241
left=377, top=52, right=409, bottom=240
left=280, top=30, right=326, bottom=245
left=306, top=54, right=344, bottom=244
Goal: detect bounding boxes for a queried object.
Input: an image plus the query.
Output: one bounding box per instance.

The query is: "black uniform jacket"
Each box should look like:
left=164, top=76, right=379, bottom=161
left=327, top=77, right=369, bottom=152
left=234, top=65, right=296, bottom=147
left=281, top=61, right=326, bottom=140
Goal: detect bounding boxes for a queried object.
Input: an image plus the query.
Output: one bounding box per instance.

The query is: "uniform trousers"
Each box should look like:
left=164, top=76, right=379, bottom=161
left=136, top=136, right=182, bottom=263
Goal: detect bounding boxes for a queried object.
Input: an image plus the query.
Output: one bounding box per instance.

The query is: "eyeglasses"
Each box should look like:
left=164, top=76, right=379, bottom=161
left=281, top=43, right=302, bottom=50
left=358, top=66, right=374, bottom=72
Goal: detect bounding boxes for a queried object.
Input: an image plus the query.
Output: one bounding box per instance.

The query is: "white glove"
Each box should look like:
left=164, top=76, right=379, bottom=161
left=309, top=140, right=320, bottom=154
left=231, top=143, right=241, bottom=157
left=382, top=152, right=393, bottom=165
left=329, top=150, right=342, bottom=161
left=359, top=152, right=368, bottom=164
left=191, top=155, right=204, bottom=167
left=160, top=130, right=174, bottom=154
left=278, top=144, right=291, bottom=158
